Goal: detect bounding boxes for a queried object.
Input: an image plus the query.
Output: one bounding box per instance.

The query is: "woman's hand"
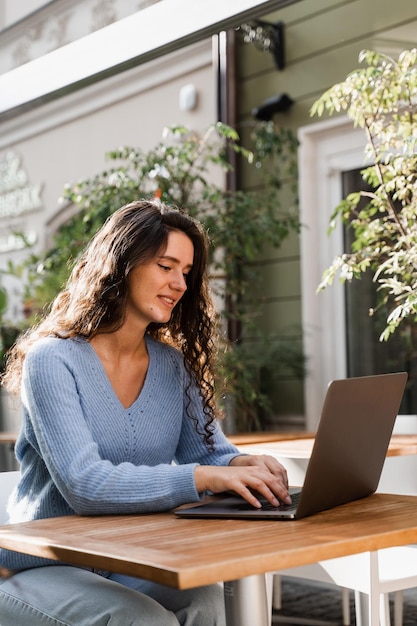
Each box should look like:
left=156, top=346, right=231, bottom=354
left=194, top=454, right=291, bottom=509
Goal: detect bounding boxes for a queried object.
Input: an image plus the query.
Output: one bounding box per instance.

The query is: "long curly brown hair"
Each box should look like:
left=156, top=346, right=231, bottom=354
left=3, top=200, right=219, bottom=449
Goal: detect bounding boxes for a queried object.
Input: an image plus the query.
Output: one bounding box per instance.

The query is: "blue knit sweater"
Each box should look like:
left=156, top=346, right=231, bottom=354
left=0, top=334, right=241, bottom=570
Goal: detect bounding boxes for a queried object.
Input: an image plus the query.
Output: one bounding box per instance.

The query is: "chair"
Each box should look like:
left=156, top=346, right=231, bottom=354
left=270, top=546, right=417, bottom=626
left=270, top=415, right=417, bottom=626
left=0, top=471, right=20, bottom=524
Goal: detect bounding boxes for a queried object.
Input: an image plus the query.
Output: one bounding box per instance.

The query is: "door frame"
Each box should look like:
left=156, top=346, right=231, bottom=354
left=298, top=116, right=368, bottom=429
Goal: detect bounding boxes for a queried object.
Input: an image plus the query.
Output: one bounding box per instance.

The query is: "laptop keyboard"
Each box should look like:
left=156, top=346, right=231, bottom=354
left=238, top=490, right=301, bottom=512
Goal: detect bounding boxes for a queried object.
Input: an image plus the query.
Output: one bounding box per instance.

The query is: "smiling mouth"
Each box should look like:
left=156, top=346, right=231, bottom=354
left=159, top=296, right=175, bottom=307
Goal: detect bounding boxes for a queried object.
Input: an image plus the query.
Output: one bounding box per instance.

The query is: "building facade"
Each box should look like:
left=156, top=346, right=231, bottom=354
left=1, top=0, right=417, bottom=431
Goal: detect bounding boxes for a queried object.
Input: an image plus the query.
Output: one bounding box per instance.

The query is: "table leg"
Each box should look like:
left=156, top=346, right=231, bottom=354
left=354, top=590, right=369, bottom=626
left=224, top=574, right=269, bottom=626
left=354, top=592, right=382, bottom=626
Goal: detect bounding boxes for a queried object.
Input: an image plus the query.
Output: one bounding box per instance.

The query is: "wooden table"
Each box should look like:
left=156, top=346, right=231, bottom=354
left=228, top=431, right=315, bottom=446
left=1, top=494, right=417, bottom=626
left=0, top=432, right=17, bottom=446
left=236, top=434, right=417, bottom=457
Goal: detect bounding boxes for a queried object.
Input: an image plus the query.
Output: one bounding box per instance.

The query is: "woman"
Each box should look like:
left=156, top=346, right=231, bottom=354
left=0, top=200, right=290, bottom=625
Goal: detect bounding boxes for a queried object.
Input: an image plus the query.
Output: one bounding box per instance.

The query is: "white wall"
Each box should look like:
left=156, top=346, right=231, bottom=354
left=1, top=0, right=45, bottom=28
left=0, top=0, right=149, bottom=57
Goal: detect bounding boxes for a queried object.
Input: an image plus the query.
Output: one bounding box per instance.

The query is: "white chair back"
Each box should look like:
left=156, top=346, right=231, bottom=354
left=0, top=471, right=20, bottom=524
left=392, top=414, right=417, bottom=434
left=378, top=414, right=417, bottom=495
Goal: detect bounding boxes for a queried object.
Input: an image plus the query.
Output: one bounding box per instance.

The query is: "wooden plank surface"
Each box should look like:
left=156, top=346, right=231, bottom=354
left=0, top=432, right=17, bottom=445
left=228, top=431, right=313, bottom=446
left=1, top=493, right=417, bottom=589
left=388, top=435, right=417, bottom=457
left=235, top=434, right=417, bottom=458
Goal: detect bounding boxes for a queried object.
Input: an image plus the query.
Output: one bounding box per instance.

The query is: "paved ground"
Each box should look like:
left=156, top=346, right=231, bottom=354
left=273, top=578, right=417, bottom=625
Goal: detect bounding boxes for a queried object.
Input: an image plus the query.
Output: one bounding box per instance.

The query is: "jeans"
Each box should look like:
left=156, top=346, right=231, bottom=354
left=0, top=565, right=226, bottom=625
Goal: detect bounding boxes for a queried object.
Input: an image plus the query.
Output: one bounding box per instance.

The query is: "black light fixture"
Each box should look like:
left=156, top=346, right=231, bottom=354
left=252, top=93, right=294, bottom=121
left=239, top=20, right=285, bottom=70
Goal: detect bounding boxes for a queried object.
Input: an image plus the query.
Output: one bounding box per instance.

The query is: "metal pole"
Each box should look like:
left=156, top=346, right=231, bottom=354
left=224, top=574, right=270, bottom=626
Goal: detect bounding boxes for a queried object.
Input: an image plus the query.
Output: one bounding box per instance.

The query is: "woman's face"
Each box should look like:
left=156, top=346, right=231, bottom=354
left=126, top=230, right=194, bottom=329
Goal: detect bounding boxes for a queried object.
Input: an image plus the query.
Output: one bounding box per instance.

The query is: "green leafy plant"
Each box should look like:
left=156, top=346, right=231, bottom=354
left=0, top=284, right=21, bottom=376
left=9, top=121, right=302, bottom=431
left=0, top=285, right=7, bottom=372
left=311, top=48, right=417, bottom=340
left=218, top=332, right=305, bottom=432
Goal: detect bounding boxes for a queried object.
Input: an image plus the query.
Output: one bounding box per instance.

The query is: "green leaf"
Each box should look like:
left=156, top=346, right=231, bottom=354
left=311, top=47, right=417, bottom=340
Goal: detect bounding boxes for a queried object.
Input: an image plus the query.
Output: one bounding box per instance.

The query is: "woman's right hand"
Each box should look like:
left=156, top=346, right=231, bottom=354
left=194, top=461, right=291, bottom=509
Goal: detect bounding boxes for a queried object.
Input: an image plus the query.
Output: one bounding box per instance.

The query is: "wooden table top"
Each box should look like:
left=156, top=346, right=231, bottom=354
left=236, top=434, right=417, bottom=458
left=1, top=493, right=417, bottom=589
left=0, top=432, right=18, bottom=445
left=228, top=432, right=314, bottom=445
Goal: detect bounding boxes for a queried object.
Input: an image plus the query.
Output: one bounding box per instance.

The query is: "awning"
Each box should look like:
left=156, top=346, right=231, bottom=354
left=0, top=0, right=300, bottom=120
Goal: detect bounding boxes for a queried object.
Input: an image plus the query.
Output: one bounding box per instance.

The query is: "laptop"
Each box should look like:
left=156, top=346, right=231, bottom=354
left=175, top=372, right=408, bottom=520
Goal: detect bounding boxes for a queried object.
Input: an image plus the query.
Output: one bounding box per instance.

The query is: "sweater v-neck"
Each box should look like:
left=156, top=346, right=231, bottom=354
left=84, top=334, right=155, bottom=411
